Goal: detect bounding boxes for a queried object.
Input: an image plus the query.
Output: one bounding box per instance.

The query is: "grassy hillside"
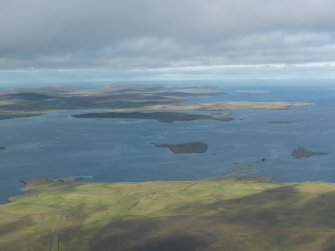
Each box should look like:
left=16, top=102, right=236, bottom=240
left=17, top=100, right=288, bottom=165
left=1, top=177, right=335, bottom=251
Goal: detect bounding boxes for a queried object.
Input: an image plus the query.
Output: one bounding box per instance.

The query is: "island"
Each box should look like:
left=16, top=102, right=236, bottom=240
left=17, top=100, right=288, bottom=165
left=155, top=142, right=208, bottom=153
left=291, top=147, right=328, bottom=159
left=236, top=90, right=271, bottom=94
left=72, top=111, right=233, bottom=123
left=0, top=146, right=5, bottom=150
left=113, top=101, right=314, bottom=112
left=2, top=177, right=335, bottom=250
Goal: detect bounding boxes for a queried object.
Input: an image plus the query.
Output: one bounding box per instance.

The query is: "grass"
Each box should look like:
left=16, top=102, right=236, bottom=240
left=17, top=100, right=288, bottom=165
left=1, top=177, right=335, bottom=250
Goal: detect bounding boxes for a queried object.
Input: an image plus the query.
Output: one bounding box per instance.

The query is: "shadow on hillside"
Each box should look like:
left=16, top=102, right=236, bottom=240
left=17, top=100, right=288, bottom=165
left=89, top=185, right=335, bottom=251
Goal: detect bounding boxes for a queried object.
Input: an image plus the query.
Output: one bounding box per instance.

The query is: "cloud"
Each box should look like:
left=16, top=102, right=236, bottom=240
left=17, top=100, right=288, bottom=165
left=0, top=0, right=335, bottom=77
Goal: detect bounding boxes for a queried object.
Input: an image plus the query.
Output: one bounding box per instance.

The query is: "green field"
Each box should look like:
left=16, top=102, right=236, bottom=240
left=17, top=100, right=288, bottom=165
left=1, top=177, right=335, bottom=251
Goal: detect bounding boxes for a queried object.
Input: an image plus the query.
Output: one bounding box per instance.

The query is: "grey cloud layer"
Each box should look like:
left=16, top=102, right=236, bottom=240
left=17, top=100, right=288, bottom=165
left=0, top=0, right=335, bottom=69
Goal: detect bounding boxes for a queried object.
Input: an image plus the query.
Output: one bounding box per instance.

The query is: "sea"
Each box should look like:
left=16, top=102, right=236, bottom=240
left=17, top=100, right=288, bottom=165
left=0, top=80, right=335, bottom=202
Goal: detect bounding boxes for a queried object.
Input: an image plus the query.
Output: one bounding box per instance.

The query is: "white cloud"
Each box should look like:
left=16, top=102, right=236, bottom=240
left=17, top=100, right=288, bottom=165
left=0, top=0, right=335, bottom=81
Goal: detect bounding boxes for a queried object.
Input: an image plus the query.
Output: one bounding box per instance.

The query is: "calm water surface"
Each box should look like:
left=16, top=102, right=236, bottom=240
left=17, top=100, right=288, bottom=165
left=0, top=85, right=335, bottom=202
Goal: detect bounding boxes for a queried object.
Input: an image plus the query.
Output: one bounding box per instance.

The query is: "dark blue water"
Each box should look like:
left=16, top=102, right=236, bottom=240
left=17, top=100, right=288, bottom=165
left=0, top=84, right=335, bottom=202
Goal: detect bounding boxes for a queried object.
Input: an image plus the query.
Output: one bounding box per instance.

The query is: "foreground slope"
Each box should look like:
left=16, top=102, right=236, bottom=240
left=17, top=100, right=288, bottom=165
left=1, top=177, right=335, bottom=251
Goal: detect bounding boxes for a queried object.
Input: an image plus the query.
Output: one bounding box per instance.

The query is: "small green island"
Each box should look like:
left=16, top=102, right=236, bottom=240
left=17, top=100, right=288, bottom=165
left=155, top=142, right=208, bottom=153
left=291, top=147, right=328, bottom=159
left=2, top=177, right=335, bottom=250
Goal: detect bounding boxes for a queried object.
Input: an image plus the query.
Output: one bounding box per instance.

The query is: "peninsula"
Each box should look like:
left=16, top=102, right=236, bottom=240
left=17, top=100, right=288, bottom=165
left=72, top=111, right=233, bottom=123
left=113, top=101, right=313, bottom=112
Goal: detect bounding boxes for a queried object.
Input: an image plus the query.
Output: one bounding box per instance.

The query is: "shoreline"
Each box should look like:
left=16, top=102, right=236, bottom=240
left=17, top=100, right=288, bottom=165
left=8, top=174, right=335, bottom=205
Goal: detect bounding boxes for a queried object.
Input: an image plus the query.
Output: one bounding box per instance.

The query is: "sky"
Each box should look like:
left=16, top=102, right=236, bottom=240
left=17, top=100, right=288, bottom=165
left=1, top=0, right=335, bottom=83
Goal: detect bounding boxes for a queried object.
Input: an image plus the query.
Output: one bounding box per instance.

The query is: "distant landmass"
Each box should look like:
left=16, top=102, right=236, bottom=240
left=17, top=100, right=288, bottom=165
left=155, top=142, right=208, bottom=153
left=0, top=85, right=313, bottom=120
left=236, top=90, right=271, bottom=94
left=114, top=101, right=314, bottom=112
left=0, top=85, right=224, bottom=120
left=0, top=146, right=5, bottom=150
left=72, top=111, right=233, bottom=123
